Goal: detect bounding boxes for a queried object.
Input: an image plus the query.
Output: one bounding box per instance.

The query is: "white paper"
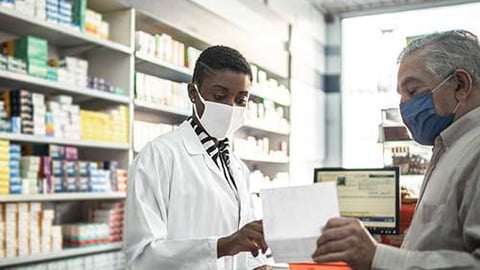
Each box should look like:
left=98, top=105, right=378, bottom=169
left=260, top=182, right=340, bottom=263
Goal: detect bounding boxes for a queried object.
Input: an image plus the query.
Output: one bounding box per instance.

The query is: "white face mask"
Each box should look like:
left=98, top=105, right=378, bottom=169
left=193, top=85, right=246, bottom=139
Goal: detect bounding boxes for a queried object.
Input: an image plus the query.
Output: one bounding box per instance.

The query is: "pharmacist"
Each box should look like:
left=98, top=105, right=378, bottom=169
left=125, top=45, right=269, bottom=270
left=312, top=30, right=480, bottom=270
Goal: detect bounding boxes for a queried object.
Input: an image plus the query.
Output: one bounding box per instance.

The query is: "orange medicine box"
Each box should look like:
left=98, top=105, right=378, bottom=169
left=289, top=262, right=352, bottom=270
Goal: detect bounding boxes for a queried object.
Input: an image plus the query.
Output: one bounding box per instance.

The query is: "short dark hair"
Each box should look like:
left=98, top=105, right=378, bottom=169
left=192, top=45, right=252, bottom=89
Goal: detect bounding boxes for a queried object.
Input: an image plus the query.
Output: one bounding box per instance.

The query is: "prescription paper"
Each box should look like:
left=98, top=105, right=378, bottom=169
left=260, top=182, right=340, bottom=263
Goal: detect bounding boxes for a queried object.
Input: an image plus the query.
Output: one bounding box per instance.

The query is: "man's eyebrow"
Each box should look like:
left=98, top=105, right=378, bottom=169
left=400, top=76, right=422, bottom=89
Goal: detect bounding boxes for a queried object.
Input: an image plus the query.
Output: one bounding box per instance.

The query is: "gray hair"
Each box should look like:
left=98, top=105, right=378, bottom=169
left=397, top=30, right=480, bottom=86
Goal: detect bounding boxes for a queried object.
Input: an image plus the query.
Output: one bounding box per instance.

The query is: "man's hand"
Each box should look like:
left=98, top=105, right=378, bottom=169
left=311, top=218, right=377, bottom=270
left=218, top=220, right=268, bottom=258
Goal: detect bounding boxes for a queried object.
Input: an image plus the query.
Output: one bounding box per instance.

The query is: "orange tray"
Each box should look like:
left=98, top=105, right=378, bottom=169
left=289, top=262, right=351, bottom=270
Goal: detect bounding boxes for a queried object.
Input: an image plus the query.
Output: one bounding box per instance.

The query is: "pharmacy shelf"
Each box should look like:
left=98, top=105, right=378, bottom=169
left=134, top=99, right=190, bottom=116
left=243, top=120, right=290, bottom=135
left=135, top=52, right=193, bottom=82
left=0, top=133, right=129, bottom=150
left=0, top=243, right=123, bottom=268
left=0, top=70, right=130, bottom=104
left=237, top=154, right=289, bottom=164
left=250, top=88, right=291, bottom=107
left=0, top=7, right=132, bottom=54
left=0, top=192, right=126, bottom=203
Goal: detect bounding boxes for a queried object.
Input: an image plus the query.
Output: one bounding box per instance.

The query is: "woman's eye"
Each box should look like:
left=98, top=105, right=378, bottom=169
left=236, top=97, right=247, bottom=106
left=214, top=95, right=226, bottom=100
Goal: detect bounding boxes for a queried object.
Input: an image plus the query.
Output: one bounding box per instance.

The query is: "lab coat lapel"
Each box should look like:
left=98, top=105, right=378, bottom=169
left=179, top=121, right=239, bottom=203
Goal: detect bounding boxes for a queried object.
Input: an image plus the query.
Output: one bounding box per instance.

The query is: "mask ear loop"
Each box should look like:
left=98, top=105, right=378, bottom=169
left=432, top=73, right=455, bottom=94
left=192, top=84, right=206, bottom=120
left=452, top=100, right=461, bottom=114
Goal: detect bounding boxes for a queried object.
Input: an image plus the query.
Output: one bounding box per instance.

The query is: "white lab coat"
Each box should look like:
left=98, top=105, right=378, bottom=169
left=124, top=121, right=266, bottom=270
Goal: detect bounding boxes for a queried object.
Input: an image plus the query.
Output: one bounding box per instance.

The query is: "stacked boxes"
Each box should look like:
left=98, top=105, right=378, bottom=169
left=0, top=0, right=14, bottom=8
left=62, top=159, right=77, bottom=192
left=32, top=93, right=46, bottom=136
left=135, top=31, right=187, bottom=68
left=85, top=9, right=109, bottom=40
left=29, top=202, right=42, bottom=255
left=0, top=53, right=27, bottom=74
left=50, top=145, right=78, bottom=192
left=14, top=36, right=48, bottom=78
left=116, top=169, right=127, bottom=193
left=76, top=161, right=88, bottom=192
left=14, top=0, right=35, bottom=16
left=51, top=225, right=62, bottom=251
left=103, top=161, right=117, bottom=192
left=58, top=0, right=72, bottom=27
left=56, top=56, right=88, bottom=88
left=0, top=204, right=60, bottom=258
left=135, top=72, right=190, bottom=111
left=35, top=0, right=46, bottom=20
left=72, top=0, right=87, bottom=31
left=20, top=156, right=40, bottom=194
left=5, top=203, right=17, bottom=257
left=5, top=57, right=27, bottom=74
left=87, top=76, right=124, bottom=95
left=80, top=105, right=129, bottom=143
left=47, top=95, right=81, bottom=140
left=62, top=223, right=110, bottom=247
left=88, top=162, right=108, bottom=193
left=9, top=144, right=21, bottom=194
left=108, top=106, right=128, bottom=143
left=89, top=201, right=124, bottom=243
left=0, top=140, right=9, bottom=195
left=5, top=90, right=34, bottom=135
left=0, top=98, right=10, bottom=132
left=17, top=203, right=30, bottom=256
left=46, top=0, right=59, bottom=24
left=39, top=156, right=52, bottom=193
left=40, top=209, right=54, bottom=253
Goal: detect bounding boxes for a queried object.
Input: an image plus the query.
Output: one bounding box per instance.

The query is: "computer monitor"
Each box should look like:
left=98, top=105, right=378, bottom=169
left=314, top=167, right=400, bottom=235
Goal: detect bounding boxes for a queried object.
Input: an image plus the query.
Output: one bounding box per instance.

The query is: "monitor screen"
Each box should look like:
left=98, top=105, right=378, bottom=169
left=313, top=167, right=400, bottom=235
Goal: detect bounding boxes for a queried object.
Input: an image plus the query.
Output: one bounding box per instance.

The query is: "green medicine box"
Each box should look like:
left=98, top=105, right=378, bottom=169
left=26, top=58, right=48, bottom=79
left=72, top=0, right=87, bottom=31
left=14, top=36, right=48, bottom=61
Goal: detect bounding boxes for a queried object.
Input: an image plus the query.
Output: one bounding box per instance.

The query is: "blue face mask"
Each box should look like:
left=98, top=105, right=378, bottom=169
left=400, top=74, right=460, bottom=145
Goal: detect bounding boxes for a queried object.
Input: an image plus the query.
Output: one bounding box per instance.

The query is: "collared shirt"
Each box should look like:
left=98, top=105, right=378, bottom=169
left=372, top=106, right=480, bottom=269
left=187, top=117, right=238, bottom=192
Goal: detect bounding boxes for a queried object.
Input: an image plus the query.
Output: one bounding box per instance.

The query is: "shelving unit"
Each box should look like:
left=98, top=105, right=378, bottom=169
left=0, top=192, right=126, bottom=202
left=0, top=7, right=132, bottom=54
left=134, top=99, right=189, bottom=117
left=244, top=120, right=290, bottom=135
left=0, top=0, right=133, bottom=267
left=0, top=70, right=130, bottom=104
left=0, top=132, right=130, bottom=150
left=0, top=243, right=123, bottom=268
left=238, top=155, right=289, bottom=164
left=135, top=52, right=193, bottom=82
left=0, top=1, right=291, bottom=267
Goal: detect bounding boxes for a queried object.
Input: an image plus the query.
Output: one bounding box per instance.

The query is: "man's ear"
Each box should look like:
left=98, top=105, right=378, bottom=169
left=453, top=69, right=474, bottom=101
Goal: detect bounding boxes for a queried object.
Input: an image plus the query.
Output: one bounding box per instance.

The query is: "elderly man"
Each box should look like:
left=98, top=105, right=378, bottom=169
left=312, top=29, right=480, bottom=269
